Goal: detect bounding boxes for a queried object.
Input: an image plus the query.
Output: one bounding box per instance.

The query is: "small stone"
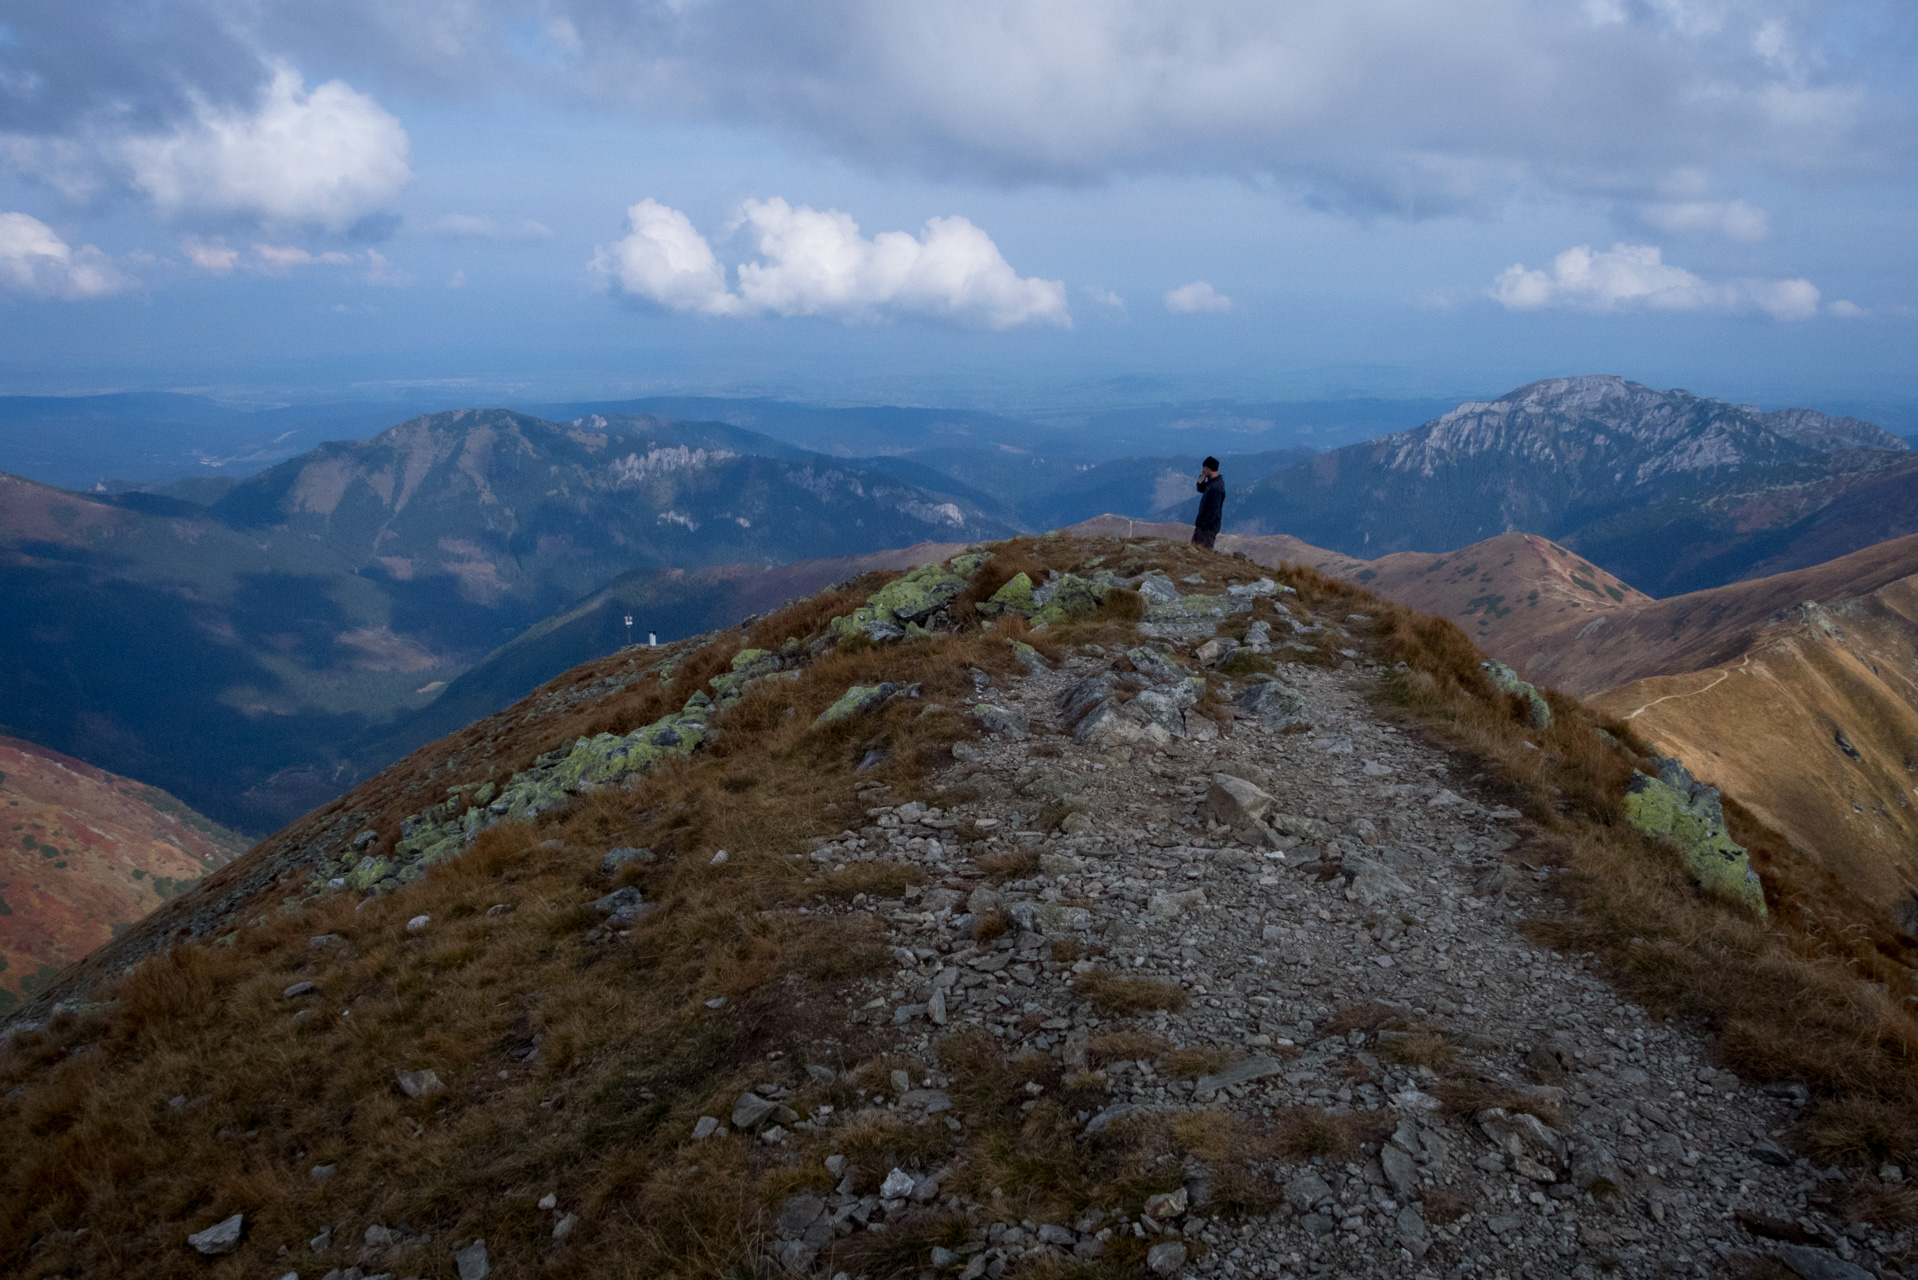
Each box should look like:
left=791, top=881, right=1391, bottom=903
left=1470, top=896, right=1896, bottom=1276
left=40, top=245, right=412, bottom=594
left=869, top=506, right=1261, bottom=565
left=395, top=1068, right=446, bottom=1099
left=732, top=1091, right=778, bottom=1129
left=1146, top=1241, right=1188, bottom=1275
left=406, top=915, right=430, bottom=933
left=188, top=1213, right=244, bottom=1256
left=1380, top=1142, right=1419, bottom=1200
left=1037, top=1224, right=1075, bottom=1246
left=1749, top=1138, right=1792, bottom=1166
left=365, top=1224, right=395, bottom=1247
left=710, top=849, right=728, bottom=865
left=283, top=981, right=318, bottom=998
left=1144, top=1188, right=1188, bottom=1219
left=308, top=1225, right=332, bottom=1252
left=807, top=1064, right=837, bottom=1085
left=455, top=1238, right=491, bottom=1280
left=1395, top=1205, right=1430, bottom=1259
left=538, top=1193, right=558, bottom=1210
left=1285, top=1172, right=1333, bottom=1211
left=553, top=1213, right=578, bottom=1240
left=880, top=1168, right=917, bottom=1199
left=692, top=1116, right=719, bottom=1139
left=310, top=1164, right=336, bottom=1180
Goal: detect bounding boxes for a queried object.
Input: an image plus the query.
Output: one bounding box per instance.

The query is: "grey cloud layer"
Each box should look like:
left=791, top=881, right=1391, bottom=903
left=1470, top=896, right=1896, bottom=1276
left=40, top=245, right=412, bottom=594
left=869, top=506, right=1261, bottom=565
left=2, top=0, right=1910, bottom=218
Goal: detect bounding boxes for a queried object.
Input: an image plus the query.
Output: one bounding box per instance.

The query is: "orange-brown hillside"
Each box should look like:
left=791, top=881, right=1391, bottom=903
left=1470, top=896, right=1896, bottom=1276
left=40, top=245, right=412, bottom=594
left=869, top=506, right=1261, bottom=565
left=0, top=736, right=247, bottom=1013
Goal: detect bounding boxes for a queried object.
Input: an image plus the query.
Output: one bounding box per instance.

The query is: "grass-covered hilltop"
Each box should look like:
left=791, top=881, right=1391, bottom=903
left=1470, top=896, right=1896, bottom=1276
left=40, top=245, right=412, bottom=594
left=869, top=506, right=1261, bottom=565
left=6, top=534, right=1918, bottom=1280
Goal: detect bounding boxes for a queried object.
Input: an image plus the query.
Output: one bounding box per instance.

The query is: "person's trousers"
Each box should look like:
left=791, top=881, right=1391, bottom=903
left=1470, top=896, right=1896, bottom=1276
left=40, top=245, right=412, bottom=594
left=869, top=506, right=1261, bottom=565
left=1191, top=527, right=1218, bottom=549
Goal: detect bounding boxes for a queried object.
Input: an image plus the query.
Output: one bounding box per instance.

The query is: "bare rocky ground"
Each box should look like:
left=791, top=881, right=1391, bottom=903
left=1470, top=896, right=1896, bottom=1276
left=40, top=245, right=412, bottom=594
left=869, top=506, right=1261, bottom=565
left=753, top=646, right=1903, bottom=1280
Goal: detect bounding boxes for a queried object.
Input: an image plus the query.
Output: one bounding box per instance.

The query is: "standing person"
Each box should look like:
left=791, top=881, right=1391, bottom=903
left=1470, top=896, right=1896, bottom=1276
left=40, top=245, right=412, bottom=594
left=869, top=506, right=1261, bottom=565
left=1192, top=456, right=1225, bottom=549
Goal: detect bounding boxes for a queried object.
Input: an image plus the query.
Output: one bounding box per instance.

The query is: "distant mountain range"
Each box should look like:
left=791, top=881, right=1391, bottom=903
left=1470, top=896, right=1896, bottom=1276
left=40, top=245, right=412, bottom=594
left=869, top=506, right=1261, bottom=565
left=0, top=412, right=1011, bottom=832
left=6, top=374, right=1912, bottom=844
left=1232, top=375, right=1910, bottom=573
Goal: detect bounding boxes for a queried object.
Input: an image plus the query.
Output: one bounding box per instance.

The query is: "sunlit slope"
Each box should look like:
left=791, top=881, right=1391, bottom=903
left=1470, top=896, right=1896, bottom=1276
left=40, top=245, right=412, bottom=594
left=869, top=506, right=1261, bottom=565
left=1589, top=575, right=1918, bottom=914
left=0, top=737, right=246, bottom=1013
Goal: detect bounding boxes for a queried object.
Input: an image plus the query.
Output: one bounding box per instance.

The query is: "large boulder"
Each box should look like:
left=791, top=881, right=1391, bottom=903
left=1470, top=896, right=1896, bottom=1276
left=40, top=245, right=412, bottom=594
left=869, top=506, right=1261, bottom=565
left=1624, top=758, right=1766, bottom=915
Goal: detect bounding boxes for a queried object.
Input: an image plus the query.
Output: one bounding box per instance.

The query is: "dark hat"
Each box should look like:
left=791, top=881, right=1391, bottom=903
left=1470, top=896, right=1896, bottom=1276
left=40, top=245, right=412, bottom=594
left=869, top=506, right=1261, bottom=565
left=1202, top=456, right=1220, bottom=470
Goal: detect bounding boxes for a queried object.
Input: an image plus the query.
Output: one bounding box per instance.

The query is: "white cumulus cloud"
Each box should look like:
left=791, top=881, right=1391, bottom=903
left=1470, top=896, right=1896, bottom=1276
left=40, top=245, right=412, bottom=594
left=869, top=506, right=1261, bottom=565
left=592, top=197, right=1069, bottom=329
left=1489, top=243, right=1819, bottom=321
left=122, top=65, right=412, bottom=231
left=0, top=212, right=130, bottom=299
left=1640, top=199, right=1771, bottom=242
left=1165, top=281, right=1231, bottom=313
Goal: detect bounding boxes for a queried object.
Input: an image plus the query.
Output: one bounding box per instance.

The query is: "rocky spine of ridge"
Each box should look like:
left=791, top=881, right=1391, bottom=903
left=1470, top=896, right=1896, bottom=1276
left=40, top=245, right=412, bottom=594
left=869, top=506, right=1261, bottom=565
left=1, top=535, right=1904, bottom=1280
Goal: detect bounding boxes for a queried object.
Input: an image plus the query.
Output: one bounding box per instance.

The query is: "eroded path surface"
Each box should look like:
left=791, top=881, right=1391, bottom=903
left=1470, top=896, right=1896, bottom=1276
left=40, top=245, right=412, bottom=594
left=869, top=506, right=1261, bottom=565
left=789, top=647, right=1890, bottom=1280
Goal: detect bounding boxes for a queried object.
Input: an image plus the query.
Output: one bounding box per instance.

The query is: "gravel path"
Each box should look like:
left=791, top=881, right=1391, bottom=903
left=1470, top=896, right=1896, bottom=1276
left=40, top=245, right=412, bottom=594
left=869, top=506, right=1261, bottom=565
left=772, top=645, right=1901, bottom=1280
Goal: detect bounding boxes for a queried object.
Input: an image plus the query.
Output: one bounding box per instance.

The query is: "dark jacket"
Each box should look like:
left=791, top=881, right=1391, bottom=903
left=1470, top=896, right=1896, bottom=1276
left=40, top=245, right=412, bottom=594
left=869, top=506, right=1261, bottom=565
left=1194, top=473, right=1225, bottom=532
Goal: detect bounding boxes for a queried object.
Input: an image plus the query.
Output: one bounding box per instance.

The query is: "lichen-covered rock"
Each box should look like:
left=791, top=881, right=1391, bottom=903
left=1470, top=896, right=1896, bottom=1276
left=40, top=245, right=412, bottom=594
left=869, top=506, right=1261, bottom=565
left=1239, top=678, right=1306, bottom=729
left=1029, top=572, right=1113, bottom=627
left=829, top=563, right=969, bottom=642
left=1126, top=646, right=1187, bottom=683
left=1482, top=660, right=1553, bottom=731
left=708, top=647, right=785, bottom=699
left=950, top=549, right=993, bottom=577
left=314, top=693, right=715, bottom=902
left=1625, top=757, right=1765, bottom=915
left=977, top=572, right=1037, bottom=618
left=814, top=681, right=917, bottom=727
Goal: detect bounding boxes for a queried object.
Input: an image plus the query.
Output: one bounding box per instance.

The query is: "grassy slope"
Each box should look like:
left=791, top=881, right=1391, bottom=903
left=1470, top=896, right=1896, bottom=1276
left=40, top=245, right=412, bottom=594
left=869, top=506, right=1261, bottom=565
left=0, top=737, right=248, bottom=1015
left=5, top=536, right=1918, bottom=1278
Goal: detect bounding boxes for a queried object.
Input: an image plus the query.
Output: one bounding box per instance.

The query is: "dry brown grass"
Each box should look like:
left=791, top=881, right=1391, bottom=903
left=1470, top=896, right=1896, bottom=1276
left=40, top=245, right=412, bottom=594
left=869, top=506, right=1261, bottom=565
left=1274, top=1107, right=1357, bottom=1162
left=1086, top=1030, right=1172, bottom=1067
left=1163, top=1046, right=1238, bottom=1079
left=1378, top=1030, right=1458, bottom=1071
left=1072, top=970, right=1190, bottom=1015
left=978, top=847, right=1042, bottom=884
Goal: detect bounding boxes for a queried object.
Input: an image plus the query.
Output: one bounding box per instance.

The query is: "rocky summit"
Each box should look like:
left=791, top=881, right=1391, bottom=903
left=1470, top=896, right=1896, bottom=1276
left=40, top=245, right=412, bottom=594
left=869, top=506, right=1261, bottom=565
left=3, top=534, right=1912, bottom=1280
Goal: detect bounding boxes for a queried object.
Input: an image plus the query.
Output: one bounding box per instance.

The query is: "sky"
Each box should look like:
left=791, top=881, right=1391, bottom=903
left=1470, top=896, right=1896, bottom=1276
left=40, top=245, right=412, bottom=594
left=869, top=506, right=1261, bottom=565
left=0, top=0, right=1914, bottom=414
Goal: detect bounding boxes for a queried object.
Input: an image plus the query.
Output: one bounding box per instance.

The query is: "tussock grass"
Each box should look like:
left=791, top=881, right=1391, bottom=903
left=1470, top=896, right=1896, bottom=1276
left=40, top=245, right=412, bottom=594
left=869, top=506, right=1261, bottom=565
left=1163, top=1046, right=1238, bottom=1079
left=1086, top=1030, right=1172, bottom=1067
left=1072, top=970, right=1190, bottom=1015
left=1275, top=1107, right=1357, bottom=1162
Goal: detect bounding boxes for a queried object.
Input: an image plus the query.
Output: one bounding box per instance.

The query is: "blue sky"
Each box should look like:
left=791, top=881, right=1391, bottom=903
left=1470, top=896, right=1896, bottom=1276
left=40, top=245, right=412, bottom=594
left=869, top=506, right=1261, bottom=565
left=0, top=1, right=1914, bottom=412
